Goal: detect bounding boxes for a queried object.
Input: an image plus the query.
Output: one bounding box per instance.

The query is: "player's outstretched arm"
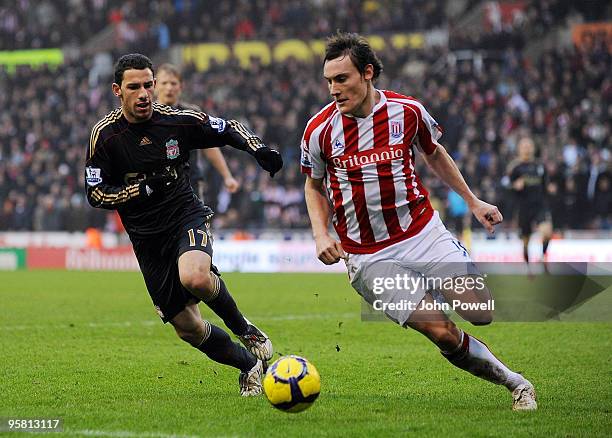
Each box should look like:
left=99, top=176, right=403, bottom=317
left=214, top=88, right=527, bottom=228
left=305, top=176, right=346, bottom=264
left=191, top=114, right=283, bottom=178
left=421, top=144, right=503, bottom=234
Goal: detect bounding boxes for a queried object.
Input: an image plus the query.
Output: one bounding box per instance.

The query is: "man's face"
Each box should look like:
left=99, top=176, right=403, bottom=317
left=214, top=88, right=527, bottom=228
left=112, top=68, right=155, bottom=123
left=155, top=70, right=182, bottom=106
left=518, top=138, right=535, bottom=161
left=323, top=55, right=372, bottom=116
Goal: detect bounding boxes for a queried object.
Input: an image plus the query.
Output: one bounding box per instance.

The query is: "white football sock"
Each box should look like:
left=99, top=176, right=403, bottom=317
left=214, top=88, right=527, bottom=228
left=443, top=331, right=527, bottom=391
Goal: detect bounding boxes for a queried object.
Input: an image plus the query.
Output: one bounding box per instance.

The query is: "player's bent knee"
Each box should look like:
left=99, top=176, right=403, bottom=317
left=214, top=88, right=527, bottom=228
left=181, top=270, right=215, bottom=296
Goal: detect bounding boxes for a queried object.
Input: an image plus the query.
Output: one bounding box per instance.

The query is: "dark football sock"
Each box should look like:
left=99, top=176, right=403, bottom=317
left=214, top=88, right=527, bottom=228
left=204, top=274, right=249, bottom=336
left=196, top=323, right=256, bottom=372
left=523, top=243, right=529, bottom=263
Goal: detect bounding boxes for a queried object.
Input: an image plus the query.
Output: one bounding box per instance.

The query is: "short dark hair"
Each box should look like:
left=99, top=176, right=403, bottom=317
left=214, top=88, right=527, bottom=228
left=157, top=63, right=182, bottom=82
left=324, top=32, right=383, bottom=80
left=113, top=53, right=154, bottom=85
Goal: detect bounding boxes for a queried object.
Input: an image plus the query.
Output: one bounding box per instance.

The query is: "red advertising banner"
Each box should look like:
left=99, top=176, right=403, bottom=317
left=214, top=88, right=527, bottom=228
left=26, top=247, right=139, bottom=271
left=27, top=248, right=68, bottom=269
left=65, top=248, right=139, bottom=271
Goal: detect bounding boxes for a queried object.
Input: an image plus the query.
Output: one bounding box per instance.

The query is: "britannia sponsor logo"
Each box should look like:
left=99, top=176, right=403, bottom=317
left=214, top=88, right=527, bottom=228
left=332, top=146, right=404, bottom=169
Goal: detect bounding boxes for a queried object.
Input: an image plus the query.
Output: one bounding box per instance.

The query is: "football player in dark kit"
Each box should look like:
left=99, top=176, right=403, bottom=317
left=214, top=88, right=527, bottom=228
left=508, top=137, right=553, bottom=266
left=85, top=54, right=283, bottom=396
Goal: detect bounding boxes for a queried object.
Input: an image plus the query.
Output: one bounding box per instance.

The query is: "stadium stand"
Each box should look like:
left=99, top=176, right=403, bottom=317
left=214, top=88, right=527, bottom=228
left=0, top=0, right=609, bottom=234
left=0, top=0, right=113, bottom=50
left=1, top=0, right=449, bottom=51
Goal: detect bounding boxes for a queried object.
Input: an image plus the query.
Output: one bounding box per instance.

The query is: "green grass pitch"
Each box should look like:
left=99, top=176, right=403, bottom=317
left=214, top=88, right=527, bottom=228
left=1, top=271, right=610, bottom=437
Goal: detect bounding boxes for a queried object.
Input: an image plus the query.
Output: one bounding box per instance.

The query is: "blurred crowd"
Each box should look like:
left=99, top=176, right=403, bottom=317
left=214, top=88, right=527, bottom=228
left=0, top=0, right=111, bottom=50
left=451, top=0, right=606, bottom=51
left=3, top=0, right=604, bottom=52
left=1, top=0, right=448, bottom=51
left=0, top=0, right=610, bottom=234
left=188, top=37, right=611, bottom=232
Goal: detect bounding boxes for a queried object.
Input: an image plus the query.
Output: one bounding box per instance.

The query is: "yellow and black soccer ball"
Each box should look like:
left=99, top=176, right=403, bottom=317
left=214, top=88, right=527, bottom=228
left=263, top=355, right=320, bottom=413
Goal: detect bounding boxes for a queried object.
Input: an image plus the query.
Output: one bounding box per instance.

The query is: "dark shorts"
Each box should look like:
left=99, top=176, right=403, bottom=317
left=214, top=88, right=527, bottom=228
left=132, top=213, right=217, bottom=323
left=518, top=206, right=551, bottom=238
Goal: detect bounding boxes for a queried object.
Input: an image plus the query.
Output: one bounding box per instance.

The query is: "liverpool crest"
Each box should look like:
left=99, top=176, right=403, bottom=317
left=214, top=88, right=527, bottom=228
left=165, top=139, right=179, bottom=159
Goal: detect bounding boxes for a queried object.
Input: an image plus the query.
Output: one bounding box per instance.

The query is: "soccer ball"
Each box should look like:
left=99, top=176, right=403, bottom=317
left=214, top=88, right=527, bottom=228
left=263, top=355, right=320, bottom=413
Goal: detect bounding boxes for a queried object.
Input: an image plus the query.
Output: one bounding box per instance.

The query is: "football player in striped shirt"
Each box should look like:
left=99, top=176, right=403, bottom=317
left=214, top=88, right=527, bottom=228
left=302, top=33, right=536, bottom=410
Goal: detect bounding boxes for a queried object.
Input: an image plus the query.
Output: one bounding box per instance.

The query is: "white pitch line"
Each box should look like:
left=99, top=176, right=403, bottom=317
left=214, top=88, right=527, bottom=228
left=0, top=313, right=357, bottom=331
left=69, top=429, right=201, bottom=438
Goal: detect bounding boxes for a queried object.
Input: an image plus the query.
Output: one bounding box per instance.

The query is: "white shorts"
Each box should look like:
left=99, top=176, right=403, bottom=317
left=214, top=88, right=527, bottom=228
left=345, top=211, right=478, bottom=326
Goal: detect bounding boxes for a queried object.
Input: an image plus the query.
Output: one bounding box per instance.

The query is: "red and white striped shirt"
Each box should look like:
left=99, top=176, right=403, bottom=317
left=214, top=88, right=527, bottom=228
left=301, top=90, right=443, bottom=254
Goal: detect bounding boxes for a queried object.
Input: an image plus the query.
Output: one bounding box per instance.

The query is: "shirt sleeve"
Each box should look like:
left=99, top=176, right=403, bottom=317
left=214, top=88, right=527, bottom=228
left=85, top=135, right=141, bottom=210
left=182, top=112, right=267, bottom=155
left=509, top=162, right=521, bottom=183
left=300, top=127, right=325, bottom=179
left=413, top=104, right=443, bottom=155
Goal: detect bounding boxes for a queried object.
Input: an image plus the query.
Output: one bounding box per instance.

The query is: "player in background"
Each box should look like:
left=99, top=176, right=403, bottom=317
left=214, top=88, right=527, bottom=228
left=507, top=137, right=553, bottom=267
left=155, top=63, right=240, bottom=198
left=302, top=33, right=537, bottom=410
left=86, top=54, right=283, bottom=396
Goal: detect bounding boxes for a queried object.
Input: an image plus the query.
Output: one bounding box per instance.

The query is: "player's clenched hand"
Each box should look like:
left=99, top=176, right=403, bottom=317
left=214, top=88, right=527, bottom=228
left=512, top=178, right=525, bottom=191
left=224, top=176, right=240, bottom=193
left=315, top=235, right=347, bottom=265
left=470, top=199, right=503, bottom=234
left=254, top=147, right=283, bottom=177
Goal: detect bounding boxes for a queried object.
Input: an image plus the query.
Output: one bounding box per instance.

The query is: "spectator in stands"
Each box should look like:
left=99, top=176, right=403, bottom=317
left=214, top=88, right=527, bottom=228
left=0, top=1, right=609, bottom=234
